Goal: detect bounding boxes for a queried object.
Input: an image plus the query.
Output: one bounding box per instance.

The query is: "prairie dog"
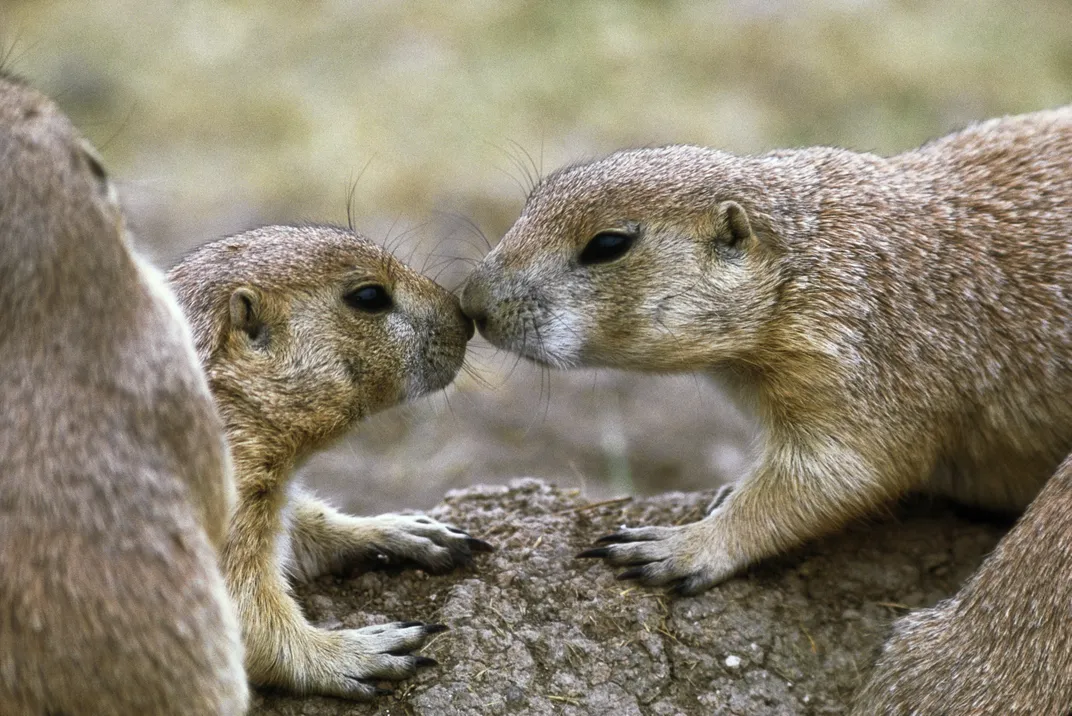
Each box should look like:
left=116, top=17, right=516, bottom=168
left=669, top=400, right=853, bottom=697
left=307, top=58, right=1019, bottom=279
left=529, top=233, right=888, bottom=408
left=0, top=74, right=247, bottom=713
left=462, top=108, right=1072, bottom=709
left=853, top=452, right=1072, bottom=714
left=168, top=224, right=490, bottom=700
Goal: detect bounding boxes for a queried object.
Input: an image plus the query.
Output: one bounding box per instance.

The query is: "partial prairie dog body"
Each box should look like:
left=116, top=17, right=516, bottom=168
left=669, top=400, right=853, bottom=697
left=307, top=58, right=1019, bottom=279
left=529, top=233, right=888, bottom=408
left=0, top=75, right=247, bottom=713
left=463, top=107, right=1072, bottom=711
left=854, top=452, right=1072, bottom=715
left=168, top=224, right=490, bottom=700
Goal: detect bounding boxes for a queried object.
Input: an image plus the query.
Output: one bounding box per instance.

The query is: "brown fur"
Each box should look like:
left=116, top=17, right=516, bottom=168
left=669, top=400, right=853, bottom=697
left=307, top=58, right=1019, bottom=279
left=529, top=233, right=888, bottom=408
left=854, top=452, right=1072, bottom=715
left=168, top=224, right=489, bottom=700
left=0, top=75, right=247, bottom=713
left=462, top=106, right=1072, bottom=712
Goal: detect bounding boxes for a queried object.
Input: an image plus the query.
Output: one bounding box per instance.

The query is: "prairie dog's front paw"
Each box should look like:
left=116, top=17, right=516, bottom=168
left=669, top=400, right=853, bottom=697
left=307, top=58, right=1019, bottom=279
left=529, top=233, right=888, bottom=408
left=577, top=520, right=739, bottom=595
left=365, top=514, right=494, bottom=573
left=277, top=621, right=447, bottom=700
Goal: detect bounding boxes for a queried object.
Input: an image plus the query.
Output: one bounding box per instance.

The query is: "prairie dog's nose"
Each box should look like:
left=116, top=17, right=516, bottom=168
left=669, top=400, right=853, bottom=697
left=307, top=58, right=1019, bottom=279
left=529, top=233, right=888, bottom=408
left=442, top=291, right=475, bottom=341
left=460, top=270, right=490, bottom=329
left=460, top=306, right=475, bottom=341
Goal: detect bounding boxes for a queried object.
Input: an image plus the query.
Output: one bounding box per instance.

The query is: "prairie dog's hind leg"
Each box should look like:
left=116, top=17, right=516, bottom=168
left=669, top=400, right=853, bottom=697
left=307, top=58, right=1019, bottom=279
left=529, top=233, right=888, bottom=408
left=287, top=492, right=494, bottom=581
left=853, top=452, right=1072, bottom=715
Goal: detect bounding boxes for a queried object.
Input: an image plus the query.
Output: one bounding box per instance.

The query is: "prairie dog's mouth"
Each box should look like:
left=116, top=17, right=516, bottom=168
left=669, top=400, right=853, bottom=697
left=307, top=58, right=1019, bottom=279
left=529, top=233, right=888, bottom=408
left=463, top=269, right=592, bottom=369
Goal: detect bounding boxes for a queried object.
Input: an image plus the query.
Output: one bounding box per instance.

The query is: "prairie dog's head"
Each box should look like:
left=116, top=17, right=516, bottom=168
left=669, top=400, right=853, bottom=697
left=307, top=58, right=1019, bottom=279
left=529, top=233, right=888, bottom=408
left=0, top=73, right=128, bottom=318
left=462, top=146, right=786, bottom=372
left=169, top=225, right=473, bottom=456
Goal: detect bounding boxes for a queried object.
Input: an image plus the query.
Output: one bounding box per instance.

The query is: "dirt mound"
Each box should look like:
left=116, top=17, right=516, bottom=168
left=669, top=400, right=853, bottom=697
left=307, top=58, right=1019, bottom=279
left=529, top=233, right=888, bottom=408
left=251, top=479, right=1004, bottom=715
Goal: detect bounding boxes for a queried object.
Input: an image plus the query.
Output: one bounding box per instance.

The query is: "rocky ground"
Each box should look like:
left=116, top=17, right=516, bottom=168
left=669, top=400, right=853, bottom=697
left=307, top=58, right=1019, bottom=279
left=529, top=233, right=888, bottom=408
left=252, top=480, right=1007, bottom=716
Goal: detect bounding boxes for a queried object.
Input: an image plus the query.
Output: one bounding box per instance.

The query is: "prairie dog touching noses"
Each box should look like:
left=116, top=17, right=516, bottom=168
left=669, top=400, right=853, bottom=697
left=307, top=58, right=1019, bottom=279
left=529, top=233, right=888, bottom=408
left=463, top=107, right=1072, bottom=712
left=0, top=74, right=247, bottom=714
left=169, top=224, right=490, bottom=700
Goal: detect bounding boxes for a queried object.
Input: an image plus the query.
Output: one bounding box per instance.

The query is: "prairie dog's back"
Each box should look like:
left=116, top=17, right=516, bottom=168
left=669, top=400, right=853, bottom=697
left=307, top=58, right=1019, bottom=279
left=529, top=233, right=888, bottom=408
left=0, top=74, right=247, bottom=714
left=792, top=107, right=1072, bottom=394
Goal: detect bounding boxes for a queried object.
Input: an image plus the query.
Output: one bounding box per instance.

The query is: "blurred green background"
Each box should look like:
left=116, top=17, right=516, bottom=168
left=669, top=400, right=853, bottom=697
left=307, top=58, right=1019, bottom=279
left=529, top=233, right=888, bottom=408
left=4, top=0, right=1068, bottom=514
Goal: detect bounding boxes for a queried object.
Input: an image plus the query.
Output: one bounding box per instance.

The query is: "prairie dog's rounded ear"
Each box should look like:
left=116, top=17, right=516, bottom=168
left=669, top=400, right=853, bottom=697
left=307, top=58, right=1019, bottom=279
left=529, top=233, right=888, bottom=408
left=713, top=200, right=756, bottom=251
left=229, top=286, right=267, bottom=344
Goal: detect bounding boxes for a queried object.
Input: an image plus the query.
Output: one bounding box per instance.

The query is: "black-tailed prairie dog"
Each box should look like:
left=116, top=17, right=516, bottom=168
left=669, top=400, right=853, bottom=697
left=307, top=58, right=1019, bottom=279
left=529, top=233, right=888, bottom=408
left=462, top=106, right=1072, bottom=712
left=0, top=74, right=247, bottom=714
left=168, top=224, right=491, bottom=700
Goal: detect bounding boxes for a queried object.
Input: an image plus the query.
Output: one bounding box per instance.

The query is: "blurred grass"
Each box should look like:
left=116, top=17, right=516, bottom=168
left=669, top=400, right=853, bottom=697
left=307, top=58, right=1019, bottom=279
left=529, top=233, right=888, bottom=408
left=2, top=0, right=1069, bottom=512
left=5, top=0, right=1069, bottom=263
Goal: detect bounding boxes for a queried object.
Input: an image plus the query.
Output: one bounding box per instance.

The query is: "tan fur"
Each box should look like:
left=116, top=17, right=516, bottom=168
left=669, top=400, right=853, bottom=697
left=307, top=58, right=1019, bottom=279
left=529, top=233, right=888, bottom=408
left=0, top=74, right=247, bottom=714
left=462, top=106, right=1072, bottom=711
left=854, top=452, right=1072, bottom=715
left=168, top=224, right=489, bottom=700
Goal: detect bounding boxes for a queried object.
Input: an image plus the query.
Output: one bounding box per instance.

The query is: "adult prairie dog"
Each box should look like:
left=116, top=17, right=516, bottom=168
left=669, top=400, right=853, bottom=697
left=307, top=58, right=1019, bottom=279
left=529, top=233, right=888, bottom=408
left=0, top=74, right=247, bottom=714
left=463, top=107, right=1072, bottom=711
left=169, top=224, right=491, bottom=700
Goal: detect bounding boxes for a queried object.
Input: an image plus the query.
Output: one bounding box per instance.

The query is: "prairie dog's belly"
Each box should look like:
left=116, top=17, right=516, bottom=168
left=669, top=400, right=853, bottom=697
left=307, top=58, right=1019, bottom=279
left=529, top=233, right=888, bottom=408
left=925, top=429, right=1070, bottom=512
left=929, top=384, right=1072, bottom=511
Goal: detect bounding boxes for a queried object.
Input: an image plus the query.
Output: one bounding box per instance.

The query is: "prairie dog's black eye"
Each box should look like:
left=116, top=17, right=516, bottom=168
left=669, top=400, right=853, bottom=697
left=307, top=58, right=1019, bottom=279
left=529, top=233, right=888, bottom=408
left=344, top=284, right=392, bottom=313
left=578, top=231, right=636, bottom=265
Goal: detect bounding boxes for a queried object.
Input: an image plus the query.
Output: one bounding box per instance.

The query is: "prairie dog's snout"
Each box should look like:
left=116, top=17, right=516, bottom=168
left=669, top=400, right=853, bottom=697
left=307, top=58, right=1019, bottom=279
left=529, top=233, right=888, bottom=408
left=397, top=277, right=474, bottom=397
left=459, top=302, right=477, bottom=340
left=460, top=272, right=489, bottom=329
left=460, top=261, right=504, bottom=339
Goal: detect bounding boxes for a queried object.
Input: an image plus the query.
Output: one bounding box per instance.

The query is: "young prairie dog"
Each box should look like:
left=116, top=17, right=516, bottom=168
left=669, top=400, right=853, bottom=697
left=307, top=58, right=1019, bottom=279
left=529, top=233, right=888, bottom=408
left=168, top=224, right=491, bottom=700
left=0, top=74, right=247, bottom=714
left=462, top=107, right=1072, bottom=711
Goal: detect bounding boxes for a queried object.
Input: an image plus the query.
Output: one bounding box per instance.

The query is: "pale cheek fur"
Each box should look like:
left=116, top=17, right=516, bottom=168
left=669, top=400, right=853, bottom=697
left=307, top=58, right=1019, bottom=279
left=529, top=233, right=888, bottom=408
left=494, top=261, right=593, bottom=366
left=535, top=304, right=587, bottom=366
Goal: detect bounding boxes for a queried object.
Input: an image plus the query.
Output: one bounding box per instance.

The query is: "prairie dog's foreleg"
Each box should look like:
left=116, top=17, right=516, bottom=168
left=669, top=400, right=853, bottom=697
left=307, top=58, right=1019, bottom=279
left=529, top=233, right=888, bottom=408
left=224, top=488, right=445, bottom=699
left=285, top=492, right=493, bottom=582
left=580, top=438, right=906, bottom=594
